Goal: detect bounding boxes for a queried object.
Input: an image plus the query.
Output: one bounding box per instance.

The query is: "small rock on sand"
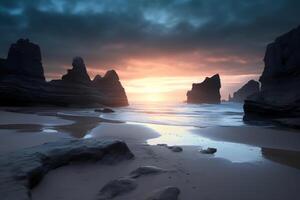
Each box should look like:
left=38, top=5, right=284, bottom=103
left=95, top=108, right=115, bottom=113
left=168, top=146, right=183, bottom=152
left=200, top=147, right=217, bottom=154
left=145, top=186, right=180, bottom=200
left=157, top=144, right=183, bottom=152
left=98, top=178, right=137, bottom=200
left=157, top=144, right=168, bottom=147
left=130, top=166, right=167, bottom=178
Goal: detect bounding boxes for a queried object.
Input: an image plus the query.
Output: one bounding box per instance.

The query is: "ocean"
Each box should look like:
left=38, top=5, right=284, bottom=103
left=90, top=102, right=264, bottom=163
left=98, top=101, right=245, bottom=128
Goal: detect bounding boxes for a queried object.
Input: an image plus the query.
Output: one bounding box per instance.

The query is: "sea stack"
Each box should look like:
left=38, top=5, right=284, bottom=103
left=187, top=74, right=221, bottom=104
left=0, top=38, right=45, bottom=81
left=229, top=80, right=259, bottom=102
left=61, top=57, right=91, bottom=84
left=0, top=39, right=129, bottom=107
left=244, top=26, right=300, bottom=121
left=92, top=70, right=128, bottom=106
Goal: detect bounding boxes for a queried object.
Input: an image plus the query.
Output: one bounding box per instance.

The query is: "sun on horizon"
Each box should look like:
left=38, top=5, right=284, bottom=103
left=121, top=74, right=260, bottom=103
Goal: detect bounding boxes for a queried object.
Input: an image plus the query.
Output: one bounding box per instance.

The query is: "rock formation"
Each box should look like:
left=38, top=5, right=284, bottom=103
left=0, top=139, right=134, bottom=200
left=0, top=58, right=6, bottom=73
left=229, top=80, right=259, bottom=102
left=93, top=70, right=120, bottom=89
left=187, top=74, right=221, bottom=104
left=2, top=38, right=45, bottom=80
left=244, top=26, right=300, bottom=122
left=61, top=56, right=91, bottom=84
left=0, top=39, right=129, bottom=107
left=92, top=70, right=128, bottom=106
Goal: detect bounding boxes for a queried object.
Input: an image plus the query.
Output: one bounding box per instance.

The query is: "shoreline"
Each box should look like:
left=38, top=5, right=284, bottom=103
left=0, top=108, right=300, bottom=199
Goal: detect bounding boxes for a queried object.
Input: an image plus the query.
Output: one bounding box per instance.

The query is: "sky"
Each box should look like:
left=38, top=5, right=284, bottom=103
left=0, top=0, right=300, bottom=102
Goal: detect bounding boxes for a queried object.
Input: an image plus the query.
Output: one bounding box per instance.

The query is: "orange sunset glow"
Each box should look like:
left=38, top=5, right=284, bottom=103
left=1, top=0, right=297, bottom=105
left=1, top=1, right=300, bottom=200
left=45, top=54, right=261, bottom=103
left=122, top=74, right=260, bottom=102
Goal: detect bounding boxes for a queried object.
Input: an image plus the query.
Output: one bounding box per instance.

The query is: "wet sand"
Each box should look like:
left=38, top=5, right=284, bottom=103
left=0, top=109, right=300, bottom=200
left=193, top=126, right=300, bottom=150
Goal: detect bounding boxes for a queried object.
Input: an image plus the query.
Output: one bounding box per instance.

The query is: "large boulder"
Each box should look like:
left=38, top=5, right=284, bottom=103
left=2, top=38, right=45, bottom=81
left=187, top=74, right=221, bottom=104
left=229, top=80, right=259, bottom=102
left=0, top=139, right=134, bottom=200
left=244, top=25, right=300, bottom=120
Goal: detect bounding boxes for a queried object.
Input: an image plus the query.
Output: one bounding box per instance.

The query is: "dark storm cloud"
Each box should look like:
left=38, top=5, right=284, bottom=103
left=0, top=0, right=300, bottom=78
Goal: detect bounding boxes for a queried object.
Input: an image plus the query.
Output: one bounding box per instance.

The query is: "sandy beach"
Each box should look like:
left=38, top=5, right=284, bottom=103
left=0, top=108, right=299, bottom=200
left=1, top=2, right=300, bottom=199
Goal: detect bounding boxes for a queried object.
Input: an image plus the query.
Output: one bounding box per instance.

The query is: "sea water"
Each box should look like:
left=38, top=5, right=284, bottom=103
left=96, top=102, right=263, bottom=163
left=98, top=102, right=245, bottom=128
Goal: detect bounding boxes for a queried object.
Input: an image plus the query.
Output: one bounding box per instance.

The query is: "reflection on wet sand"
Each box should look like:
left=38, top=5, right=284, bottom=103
left=55, top=115, right=103, bottom=138
left=0, top=114, right=112, bottom=138
left=0, top=124, right=44, bottom=132
left=1, top=109, right=300, bottom=170
left=142, top=122, right=263, bottom=163
left=262, top=147, right=300, bottom=170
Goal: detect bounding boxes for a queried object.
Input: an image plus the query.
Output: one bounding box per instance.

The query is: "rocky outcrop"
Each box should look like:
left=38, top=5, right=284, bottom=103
left=229, top=80, right=259, bottom=102
left=2, top=38, right=45, bottom=81
left=61, top=56, right=91, bottom=84
left=0, top=58, right=6, bottom=70
left=93, top=70, right=120, bottom=90
left=0, top=39, right=47, bottom=106
left=0, top=39, right=129, bottom=107
left=244, top=26, right=300, bottom=121
left=92, top=70, right=128, bottom=106
left=187, top=74, right=221, bottom=104
left=0, top=139, right=134, bottom=200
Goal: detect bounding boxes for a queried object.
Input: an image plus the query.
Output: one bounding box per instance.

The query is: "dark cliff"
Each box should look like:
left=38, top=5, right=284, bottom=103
left=244, top=26, right=300, bottom=124
left=3, top=39, right=45, bottom=81
left=187, top=74, right=221, bottom=104
left=0, top=39, right=128, bottom=107
left=229, top=80, right=259, bottom=102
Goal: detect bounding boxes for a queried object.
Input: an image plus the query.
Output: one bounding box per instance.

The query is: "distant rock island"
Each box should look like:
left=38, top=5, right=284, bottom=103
left=244, top=26, right=300, bottom=124
left=187, top=74, right=221, bottom=104
left=0, top=39, right=128, bottom=107
left=229, top=80, right=259, bottom=102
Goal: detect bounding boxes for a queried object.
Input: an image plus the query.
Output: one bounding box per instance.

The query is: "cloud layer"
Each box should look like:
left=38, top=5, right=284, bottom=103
left=0, top=0, right=299, bottom=100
